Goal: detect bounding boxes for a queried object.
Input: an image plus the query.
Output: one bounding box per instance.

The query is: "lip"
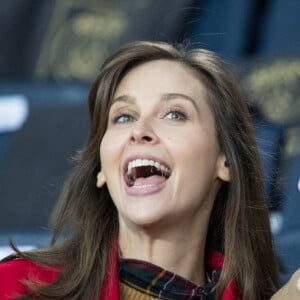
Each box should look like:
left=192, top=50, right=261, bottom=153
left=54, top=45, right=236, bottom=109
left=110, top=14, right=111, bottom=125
left=124, top=179, right=167, bottom=196
left=122, top=154, right=172, bottom=196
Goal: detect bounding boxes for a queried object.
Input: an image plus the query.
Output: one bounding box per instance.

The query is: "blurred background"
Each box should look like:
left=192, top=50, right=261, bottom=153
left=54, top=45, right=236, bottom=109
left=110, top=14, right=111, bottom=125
left=0, top=0, right=299, bottom=284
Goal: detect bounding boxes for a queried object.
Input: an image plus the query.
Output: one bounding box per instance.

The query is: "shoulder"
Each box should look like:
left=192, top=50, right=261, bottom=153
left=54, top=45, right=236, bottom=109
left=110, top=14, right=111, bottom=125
left=0, top=258, right=58, bottom=299
left=271, top=268, right=300, bottom=299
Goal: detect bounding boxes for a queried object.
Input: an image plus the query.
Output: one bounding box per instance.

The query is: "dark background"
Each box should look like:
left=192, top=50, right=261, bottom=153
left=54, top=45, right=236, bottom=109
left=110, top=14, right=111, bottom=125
left=0, top=0, right=299, bottom=283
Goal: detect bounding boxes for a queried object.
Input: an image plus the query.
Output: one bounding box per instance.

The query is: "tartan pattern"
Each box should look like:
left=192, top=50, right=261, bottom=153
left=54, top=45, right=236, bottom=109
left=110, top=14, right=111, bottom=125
left=119, top=258, right=221, bottom=300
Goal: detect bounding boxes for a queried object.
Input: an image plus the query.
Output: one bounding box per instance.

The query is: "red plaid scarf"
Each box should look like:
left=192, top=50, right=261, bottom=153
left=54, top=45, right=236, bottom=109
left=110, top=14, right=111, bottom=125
left=100, top=246, right=240, bottom=300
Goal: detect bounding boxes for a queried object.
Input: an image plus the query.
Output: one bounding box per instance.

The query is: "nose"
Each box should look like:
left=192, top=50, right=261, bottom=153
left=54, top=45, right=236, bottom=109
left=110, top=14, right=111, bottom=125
left=130, top=119, right=158, bottom=144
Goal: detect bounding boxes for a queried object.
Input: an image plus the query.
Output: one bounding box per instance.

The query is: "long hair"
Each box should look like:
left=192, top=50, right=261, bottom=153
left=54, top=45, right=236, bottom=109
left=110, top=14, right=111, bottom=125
left=15, top=41, right=279, bottom=300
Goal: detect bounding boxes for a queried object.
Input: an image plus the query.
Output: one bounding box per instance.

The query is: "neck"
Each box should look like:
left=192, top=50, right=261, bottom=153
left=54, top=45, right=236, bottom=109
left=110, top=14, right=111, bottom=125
left=118, top=216, right=209, bottom=286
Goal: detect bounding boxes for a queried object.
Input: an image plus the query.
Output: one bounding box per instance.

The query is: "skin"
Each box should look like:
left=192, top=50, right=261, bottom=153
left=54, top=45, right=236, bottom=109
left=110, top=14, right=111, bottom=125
left=99, top=59, right=230, bottom=285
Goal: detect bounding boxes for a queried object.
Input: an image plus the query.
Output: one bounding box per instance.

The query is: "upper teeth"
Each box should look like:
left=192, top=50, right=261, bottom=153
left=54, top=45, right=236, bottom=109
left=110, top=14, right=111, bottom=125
left=127, top=159, right=170, bottom=175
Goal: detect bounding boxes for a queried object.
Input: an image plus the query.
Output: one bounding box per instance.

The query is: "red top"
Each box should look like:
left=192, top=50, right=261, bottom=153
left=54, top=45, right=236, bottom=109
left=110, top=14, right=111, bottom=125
left=0, top=251, right=239, bottom=300
left=0, top=259, right=58, bottom=298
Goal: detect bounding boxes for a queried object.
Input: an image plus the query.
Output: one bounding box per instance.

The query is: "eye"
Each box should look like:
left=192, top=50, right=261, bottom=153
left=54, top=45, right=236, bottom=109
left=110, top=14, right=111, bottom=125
left=165, top=110, right=187, bottom=121
left=113, top=114, right=135, bottom=124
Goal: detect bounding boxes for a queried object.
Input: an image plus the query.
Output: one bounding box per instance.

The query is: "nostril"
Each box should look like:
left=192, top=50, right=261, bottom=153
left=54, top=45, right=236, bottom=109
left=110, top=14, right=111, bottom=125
left=131, top=126, right=156, bottom=144
left=143, top=136, right=152, bottom=142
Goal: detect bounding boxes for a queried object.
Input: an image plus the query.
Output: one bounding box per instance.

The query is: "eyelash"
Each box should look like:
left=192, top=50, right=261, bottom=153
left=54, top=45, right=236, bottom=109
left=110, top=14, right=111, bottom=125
left=111, top=108, right=188, bottom=124
left=164, top=109, right=188, bottom=121
left=112, top=113, right=135, bottom=124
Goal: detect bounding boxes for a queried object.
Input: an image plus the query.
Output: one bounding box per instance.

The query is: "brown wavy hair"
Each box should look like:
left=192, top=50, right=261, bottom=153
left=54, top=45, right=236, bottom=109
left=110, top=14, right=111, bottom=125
left=15, top=41, right=279, bottom=299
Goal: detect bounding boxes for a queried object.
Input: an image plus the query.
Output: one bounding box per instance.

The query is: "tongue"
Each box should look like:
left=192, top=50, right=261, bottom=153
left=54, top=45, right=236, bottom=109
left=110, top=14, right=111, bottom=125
left=132, top=175, right=166, bottom=187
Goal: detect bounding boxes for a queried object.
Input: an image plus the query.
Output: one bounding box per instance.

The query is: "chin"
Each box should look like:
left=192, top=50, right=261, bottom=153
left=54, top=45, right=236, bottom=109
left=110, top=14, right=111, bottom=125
left=120, top=207, right=168, bottom=229
left=128, top=213, right=162, bottom=227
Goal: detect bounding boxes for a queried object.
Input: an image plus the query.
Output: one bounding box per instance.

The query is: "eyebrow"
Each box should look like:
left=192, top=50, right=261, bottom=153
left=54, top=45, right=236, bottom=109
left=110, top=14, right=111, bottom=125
left=112, top=93, right=198, bottom=110
left=160, top=93, right=198, bottom=110
left=112, top=94, right=134, bottom=104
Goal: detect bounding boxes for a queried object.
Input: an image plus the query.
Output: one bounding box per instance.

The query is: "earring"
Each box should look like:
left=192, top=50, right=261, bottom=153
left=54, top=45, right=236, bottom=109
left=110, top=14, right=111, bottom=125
left=96, top=170, right=106, bottom=188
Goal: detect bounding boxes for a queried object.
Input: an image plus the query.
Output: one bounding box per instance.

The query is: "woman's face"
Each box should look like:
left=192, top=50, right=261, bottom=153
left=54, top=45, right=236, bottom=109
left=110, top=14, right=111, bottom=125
left=100, top=59, right=229, bottom=229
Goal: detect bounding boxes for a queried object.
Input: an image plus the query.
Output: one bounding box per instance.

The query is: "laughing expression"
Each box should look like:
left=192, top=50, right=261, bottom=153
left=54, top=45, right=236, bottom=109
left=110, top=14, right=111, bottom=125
left=100, top=59, right=229, bottom=229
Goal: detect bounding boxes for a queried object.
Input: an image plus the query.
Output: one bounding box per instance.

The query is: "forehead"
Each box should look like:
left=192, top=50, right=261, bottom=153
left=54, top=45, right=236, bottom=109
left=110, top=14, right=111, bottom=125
left=114, top=59, right=207, bottom=100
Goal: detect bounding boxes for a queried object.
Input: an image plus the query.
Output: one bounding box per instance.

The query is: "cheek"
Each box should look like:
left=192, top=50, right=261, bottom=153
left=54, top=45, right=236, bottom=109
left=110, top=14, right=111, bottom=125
left=100, top=134, right=120, bottom=193
left=99, top=134, right=108, bottom=164
left=167, top=129, right=219, bottom=159
left=100, top=133, right=116, bottom=169
left=100, top=131, right=128, bottom=168
left=169, top=131, right=220, bottom=186
left=193, top=136, right=220, bottom=169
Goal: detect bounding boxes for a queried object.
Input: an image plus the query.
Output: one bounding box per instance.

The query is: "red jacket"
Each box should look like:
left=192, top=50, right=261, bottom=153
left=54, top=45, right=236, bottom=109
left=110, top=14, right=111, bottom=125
left=0, top=251, right=239, bottom=300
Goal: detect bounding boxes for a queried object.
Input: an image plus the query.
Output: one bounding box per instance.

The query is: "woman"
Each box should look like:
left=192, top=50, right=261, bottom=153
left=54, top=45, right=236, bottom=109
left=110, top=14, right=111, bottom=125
left=0, top=41, right=279, bottom=299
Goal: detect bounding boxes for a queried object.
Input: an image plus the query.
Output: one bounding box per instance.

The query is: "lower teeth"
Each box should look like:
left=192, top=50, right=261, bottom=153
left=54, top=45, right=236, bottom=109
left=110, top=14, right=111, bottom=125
left=128, top=175, right=136, bottom=187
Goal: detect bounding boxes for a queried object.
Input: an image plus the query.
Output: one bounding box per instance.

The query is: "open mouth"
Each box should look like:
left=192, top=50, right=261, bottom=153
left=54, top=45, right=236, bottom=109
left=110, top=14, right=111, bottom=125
left=124, top=158, right=171, bottom=187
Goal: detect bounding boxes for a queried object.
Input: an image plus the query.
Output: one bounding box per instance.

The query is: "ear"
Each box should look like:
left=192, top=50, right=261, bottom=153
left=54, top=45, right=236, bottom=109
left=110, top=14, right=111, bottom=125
left=216, top=153, right=231, bottom=182
left=96, top=170, right=106, bottom=188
